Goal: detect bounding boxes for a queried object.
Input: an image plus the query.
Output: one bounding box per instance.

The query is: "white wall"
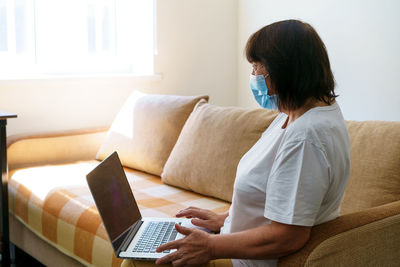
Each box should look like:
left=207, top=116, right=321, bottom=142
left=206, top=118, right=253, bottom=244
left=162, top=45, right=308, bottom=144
left=237, top=0, right=400, bottom=122
left=2, top=0, right=399, bottom=136
left=0, top=0, right=238, bottom=136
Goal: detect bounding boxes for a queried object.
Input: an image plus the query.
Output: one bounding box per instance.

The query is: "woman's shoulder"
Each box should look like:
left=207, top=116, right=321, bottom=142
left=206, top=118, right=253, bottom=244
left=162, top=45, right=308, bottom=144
left=284, top=103, right=347, bottom=145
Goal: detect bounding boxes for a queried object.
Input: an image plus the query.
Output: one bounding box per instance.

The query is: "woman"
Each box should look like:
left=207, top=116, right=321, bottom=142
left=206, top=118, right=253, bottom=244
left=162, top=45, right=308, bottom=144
left=128, top=19, right=350, bottom=267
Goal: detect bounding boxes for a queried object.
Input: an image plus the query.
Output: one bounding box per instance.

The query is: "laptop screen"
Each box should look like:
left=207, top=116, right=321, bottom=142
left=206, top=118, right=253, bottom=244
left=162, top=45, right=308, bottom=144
left=86, top=152, right=141, bottom=251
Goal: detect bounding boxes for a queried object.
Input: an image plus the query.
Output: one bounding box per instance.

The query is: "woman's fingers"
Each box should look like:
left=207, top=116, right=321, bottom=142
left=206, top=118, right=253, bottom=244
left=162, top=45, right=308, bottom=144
left=157, top=224, right=192, bottom=253
left=155, top=251, right=179, bottom=265
left=176, top=209, right=208, bottom=219
left=176, top=207, right=201, bottom=216
left=171, top=258, right=186, bottom=267
left=176, top=206, right=200, bottom=214
left=176, top=207, right=224, bottom=232
left=156, top=225, right=212, bottom=266
left=156, top=239, right=180, bottom=253
left=191, top=218, right=212, bottom=229
left=175, top=223, right=192, bottom=235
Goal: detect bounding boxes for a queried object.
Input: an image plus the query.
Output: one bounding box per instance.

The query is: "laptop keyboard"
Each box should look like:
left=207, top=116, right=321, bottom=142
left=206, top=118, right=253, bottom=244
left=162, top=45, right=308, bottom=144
left=132, top=221, right=180, bottom=254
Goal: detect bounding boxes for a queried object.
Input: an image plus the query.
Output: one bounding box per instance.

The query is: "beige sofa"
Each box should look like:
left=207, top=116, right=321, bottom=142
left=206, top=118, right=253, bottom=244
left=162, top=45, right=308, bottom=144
left=7, top=92, right=400, bottom=266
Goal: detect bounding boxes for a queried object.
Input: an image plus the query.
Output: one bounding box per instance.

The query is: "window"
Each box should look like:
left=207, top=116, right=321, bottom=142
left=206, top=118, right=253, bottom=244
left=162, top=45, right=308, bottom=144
left=0, top=0, right=155, bottom=76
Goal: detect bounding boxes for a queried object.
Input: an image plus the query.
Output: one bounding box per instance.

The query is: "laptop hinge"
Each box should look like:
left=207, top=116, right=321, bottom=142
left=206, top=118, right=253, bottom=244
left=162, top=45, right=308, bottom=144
left=118, top=220, right=143, bottom=254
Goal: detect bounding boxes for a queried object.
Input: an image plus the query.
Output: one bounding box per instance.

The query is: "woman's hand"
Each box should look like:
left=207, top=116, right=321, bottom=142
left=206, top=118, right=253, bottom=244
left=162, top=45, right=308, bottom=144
left=176, top=207, right=228, bottom=233
left=155, top=224, right=213, bottom=266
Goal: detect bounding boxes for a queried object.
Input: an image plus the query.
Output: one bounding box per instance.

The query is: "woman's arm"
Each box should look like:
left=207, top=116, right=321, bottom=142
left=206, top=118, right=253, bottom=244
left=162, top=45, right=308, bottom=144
left=210, top=221, right=310, bottom=259
left=156, top=220, right=310, bottom=266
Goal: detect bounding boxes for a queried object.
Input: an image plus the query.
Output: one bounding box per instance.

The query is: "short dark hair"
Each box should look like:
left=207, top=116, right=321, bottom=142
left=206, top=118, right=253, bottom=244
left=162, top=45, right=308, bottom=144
left=245, top=20, right=337, bottom=110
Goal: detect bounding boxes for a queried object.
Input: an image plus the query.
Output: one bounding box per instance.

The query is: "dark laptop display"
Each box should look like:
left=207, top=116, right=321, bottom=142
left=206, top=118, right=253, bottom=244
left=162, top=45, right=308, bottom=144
left=87, top=152, right=141, bottom=251
left=87, top=151, right=192, bottom=260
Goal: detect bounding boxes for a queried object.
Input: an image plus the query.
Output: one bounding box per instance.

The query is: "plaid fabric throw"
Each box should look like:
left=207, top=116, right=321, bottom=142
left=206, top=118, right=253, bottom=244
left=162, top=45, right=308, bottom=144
left=9, top=161, right=230, bottom=267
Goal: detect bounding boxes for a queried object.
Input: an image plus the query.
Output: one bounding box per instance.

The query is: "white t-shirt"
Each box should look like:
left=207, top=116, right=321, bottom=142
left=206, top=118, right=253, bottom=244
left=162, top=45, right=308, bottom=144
left=220, top=102, right=350, bottom=267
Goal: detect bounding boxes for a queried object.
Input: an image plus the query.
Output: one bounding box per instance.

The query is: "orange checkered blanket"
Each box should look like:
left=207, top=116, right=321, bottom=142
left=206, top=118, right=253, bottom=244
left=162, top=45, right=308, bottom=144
left=9, top=161, right=230, bottom=267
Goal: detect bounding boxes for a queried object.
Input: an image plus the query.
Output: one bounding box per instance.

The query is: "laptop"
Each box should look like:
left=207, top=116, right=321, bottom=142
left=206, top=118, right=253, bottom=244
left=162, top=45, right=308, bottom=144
left=86, top=151, right=193, bottom=260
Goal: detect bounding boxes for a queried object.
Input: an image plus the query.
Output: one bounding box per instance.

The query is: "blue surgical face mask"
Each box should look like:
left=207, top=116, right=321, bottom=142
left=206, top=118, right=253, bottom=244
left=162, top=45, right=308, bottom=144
left=250, top=74, right=278, bottom=110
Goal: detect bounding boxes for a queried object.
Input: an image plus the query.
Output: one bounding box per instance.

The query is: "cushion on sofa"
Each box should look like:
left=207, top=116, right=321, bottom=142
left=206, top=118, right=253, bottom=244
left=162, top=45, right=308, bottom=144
left=340, top=121, right=400, bottom=215
left=9, top=162, right=230, bottom=267
left=96, top=91, right=209, bottom=176
left=161, top=99, right=278, bottom=202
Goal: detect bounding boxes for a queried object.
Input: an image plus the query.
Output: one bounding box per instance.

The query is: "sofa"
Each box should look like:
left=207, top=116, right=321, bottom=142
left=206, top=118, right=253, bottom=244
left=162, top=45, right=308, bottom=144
left=7, top=91, right=400, bottom=267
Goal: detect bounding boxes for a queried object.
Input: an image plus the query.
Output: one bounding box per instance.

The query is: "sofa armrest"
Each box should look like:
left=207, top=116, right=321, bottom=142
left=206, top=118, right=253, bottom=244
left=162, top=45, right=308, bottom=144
left=7, top=127, right=108, bottom=171
left=278, top=200, right=400, bottom=266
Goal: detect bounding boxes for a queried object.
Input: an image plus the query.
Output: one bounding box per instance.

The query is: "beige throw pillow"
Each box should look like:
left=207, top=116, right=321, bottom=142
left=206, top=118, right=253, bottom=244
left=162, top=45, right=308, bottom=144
left=96, top=91, right=209, bottom=176
left=161, top=99, right=278, bottom=202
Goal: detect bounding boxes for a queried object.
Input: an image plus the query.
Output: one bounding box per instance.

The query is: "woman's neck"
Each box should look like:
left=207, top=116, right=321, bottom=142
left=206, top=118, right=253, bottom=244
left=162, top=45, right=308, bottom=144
left=281, top=99, right=330, bottom=129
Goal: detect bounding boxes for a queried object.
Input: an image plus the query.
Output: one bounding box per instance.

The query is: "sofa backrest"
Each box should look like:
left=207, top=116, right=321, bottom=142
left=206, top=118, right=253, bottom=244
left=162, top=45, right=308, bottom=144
left=340, top=121, right=400, bottom=215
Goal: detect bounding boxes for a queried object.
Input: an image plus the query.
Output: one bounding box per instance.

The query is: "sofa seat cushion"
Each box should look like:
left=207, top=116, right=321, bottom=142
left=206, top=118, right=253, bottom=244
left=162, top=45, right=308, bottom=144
left=9, top=161, right=230, bottom=267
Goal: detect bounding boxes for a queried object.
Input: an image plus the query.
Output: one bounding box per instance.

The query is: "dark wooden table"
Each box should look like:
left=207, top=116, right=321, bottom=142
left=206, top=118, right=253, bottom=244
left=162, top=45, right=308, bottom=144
left=0, top=111, right=17, bottom=266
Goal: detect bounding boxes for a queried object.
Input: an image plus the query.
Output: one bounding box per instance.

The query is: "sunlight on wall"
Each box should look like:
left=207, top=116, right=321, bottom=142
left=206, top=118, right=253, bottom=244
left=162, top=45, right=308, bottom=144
left=106, top=91, right=147, bottom=140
